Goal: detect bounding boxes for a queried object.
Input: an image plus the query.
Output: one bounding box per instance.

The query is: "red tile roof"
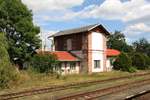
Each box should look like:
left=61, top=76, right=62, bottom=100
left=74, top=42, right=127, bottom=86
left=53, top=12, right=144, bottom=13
left=51, top=51, right=79, bottom=61
left=106, top=49, right=120, bottom=57
left=37, top=49, right=120, bottom=61
left=37, top=51, right=80, bottom=61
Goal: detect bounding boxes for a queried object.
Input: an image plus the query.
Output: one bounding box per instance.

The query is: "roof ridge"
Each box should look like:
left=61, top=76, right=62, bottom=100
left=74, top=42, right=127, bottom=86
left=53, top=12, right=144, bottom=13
left=49, top=23, right=110, bottom=37
left=59, top=23, right=99, bottom=32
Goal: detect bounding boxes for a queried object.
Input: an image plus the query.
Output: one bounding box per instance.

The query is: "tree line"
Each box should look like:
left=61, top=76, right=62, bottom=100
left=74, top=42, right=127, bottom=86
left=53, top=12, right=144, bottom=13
left=107, top=31, right=150, bottom=72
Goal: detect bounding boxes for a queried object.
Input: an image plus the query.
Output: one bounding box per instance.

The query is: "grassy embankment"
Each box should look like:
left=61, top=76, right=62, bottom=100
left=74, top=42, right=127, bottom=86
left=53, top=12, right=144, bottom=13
left=0, top=70, right=150, bottom=95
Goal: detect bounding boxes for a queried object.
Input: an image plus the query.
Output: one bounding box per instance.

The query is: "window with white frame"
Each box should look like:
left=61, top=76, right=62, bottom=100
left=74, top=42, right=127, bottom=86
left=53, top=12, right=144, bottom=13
left=94, top=60, right=100, bottom=68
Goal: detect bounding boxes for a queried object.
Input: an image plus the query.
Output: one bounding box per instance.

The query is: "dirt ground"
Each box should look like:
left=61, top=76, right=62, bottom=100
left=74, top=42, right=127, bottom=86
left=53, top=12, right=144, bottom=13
left=96, top=84, right=150, bottom=100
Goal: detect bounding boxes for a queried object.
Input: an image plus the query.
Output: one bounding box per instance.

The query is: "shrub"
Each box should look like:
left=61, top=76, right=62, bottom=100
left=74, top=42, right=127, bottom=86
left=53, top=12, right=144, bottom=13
left=131, top=53, right=146, bottom=70
left=143, top=54, right=150, bottom=68
left=127, top=66, right=137, bottom=73
left=0, top=64, right=19, bottom=89
left=30, top=54, right=59, bottom=73
left=113, top=52, right=134, bottom=72
left=0, top=33, right=19, bottom=89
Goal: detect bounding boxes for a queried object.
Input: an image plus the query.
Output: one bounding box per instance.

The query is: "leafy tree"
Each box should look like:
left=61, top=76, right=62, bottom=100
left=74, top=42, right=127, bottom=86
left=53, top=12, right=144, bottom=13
left=0, top=0, right=41, bottom=68
left=133, top=38, right=150, bottom=57
left=113, top=52, right=136, bottom=72
left=0, top=33, right=18, bottom=88
left=132, top=53, right=147, bottom=69
left=31, top=53, right=59, bottom=74
left=143, top=54, right=150, bottom=68
left=0, top=33, right=9, bottom=61
left=107, top=31, right=133, bottom=52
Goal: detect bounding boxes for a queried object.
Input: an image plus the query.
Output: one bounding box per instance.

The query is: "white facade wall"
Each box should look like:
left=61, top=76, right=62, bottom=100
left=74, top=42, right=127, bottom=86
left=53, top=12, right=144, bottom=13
left=91, top=32, right=103, bottom=50
left=91, top=32, right=105, bottom=72
left=106, top=59, right=112, bottom=71
left=69, top=62, right=80, bottom=74
left=60, top=62, right=80, bottom=75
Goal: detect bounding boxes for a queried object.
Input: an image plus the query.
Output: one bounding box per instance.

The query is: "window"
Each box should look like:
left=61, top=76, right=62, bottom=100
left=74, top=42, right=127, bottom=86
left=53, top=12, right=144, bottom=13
left=70, top=62, right=76, bottom=70
left=67, top=39, right=72, bottom=50
left=54, top=63, right=61, bottom=71
left=94, top=60, right=100, bottom=68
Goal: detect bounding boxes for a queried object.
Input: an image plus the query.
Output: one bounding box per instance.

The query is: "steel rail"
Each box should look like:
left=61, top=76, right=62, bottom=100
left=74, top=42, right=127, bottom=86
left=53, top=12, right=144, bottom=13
left=58, top=78, right=150, bottom=100
left=0, top=72, right=150, bottom=100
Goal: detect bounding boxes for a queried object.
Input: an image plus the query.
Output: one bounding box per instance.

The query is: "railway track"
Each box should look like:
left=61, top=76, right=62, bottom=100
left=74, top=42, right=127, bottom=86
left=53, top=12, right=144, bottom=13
left=57, top=78, right=150, bottom=100
left=0, top=72, right=150, bottom=100
left=125, top=90, right=150, bottom=100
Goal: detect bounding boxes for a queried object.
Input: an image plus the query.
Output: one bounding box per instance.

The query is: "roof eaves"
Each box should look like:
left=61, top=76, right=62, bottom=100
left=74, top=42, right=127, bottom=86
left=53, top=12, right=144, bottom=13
left=48, top=35, right=54, bottom=38
left=88, top=24, right=100, bottom=31
left=48, top=24, right=110, bottom=38
left=57, top=59, right=80, bottom=62
left=88, top=24, right=110, bottom=35
left=100, top=25, right=110, bottom=35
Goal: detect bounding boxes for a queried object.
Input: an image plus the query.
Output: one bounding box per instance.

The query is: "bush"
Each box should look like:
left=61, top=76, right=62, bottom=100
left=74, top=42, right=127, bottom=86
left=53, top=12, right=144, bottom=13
left=0, top=33, right=19, bottom=89
left=30, top=53, right=59, bottom=73
left=113, top=52, right=135, bottom=72
left=131, top=53, right=146, bottom=70
left=127, top=66, right=137, bottom=73
left=143, top=54, right=150, bottom=68
left=0, top=64, right=19, bottom=89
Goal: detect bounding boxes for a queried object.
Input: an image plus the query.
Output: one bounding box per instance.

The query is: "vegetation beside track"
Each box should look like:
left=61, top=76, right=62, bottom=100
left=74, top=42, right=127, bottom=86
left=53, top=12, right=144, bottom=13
left=0, top=70, right=150, bottom=99
left=5, top=71, right=150, bottom=100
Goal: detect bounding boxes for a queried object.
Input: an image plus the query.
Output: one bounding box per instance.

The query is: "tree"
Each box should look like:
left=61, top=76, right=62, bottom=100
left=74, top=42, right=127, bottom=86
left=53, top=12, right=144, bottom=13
left=107, top=31, right=133, bottom=52
left=143, top=54, right=150, bottom=68
left=133, top=38, right=150, bottom=57
left=131, top=53, right=146, bottom=70
left=31, top=53, right=59, bottom=74
left=0, top=33, right=9, bottom=61
left=0, top=0, right=41, bottom=68
left=0, top=33, right=18, bottom=88
left=113, top=52, right=136, bottom=72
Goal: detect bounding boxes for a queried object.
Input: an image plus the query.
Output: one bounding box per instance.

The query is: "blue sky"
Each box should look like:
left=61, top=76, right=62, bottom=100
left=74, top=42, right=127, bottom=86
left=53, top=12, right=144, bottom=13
left=22, top=0, right=150, bottom=49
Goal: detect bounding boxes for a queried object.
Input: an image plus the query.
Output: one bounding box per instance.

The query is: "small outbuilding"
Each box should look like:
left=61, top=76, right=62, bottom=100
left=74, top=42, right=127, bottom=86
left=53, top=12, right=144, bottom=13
left=106, top=49, right=121, bottom=71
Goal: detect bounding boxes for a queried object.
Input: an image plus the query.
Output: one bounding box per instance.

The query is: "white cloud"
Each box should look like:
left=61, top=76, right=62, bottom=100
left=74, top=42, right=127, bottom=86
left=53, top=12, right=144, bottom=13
left=37, top=10, right=78, bottom=22
left=22, top=0, right=150, bottom=43
left=123, top=1, right=150, bottom=22
left=22, top=0, right=84, bottom=13
left=47, top=0, right=150, bottom=24
left=22, top=0, right=150, bottom=23
left=76, top=0, right=150, bottom=43
left=40, top=31, right=57, bottom=50
left=76, top=0, right=150, bottom=22
left=125, top=23, right=150, bottom=33
left=123, top=23, right=150, bottom=43
left=84, top=0, right=125, bottom=20
left=22, top=0, right=84, bottom=25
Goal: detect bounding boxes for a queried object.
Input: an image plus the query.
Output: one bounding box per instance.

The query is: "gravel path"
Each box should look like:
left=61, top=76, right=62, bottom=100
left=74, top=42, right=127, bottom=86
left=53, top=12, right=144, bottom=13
left=96, top=84, right=150, bottom=100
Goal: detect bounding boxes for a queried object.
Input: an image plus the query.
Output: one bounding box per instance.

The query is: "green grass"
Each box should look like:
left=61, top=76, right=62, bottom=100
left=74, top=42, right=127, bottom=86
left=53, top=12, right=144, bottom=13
left=0, top=70, right=149, bottom=95
left=14, top=72, right=150, bottom=100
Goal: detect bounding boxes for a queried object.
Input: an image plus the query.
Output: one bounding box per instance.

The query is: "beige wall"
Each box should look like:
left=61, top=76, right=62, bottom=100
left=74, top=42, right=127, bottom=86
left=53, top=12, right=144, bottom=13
left=87, top=31, right=108, bottom=73
left=106, top=58, right=112, bottom=71
left=58, top=62, right=80, bottom=75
